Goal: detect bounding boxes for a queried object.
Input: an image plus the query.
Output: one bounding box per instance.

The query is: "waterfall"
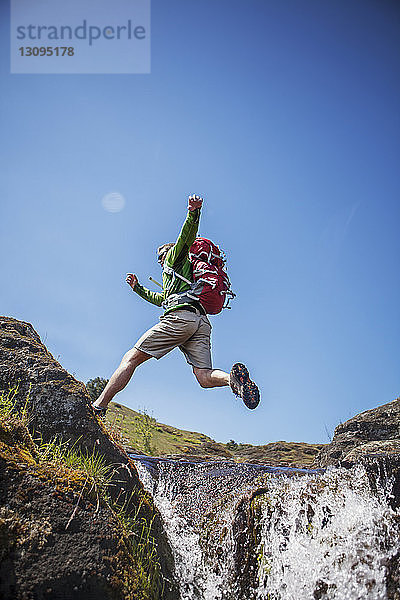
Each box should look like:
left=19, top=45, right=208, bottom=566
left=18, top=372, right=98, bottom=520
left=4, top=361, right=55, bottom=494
left=132, top=457, right=400, bottom=600
left=253, top=465, right=398, bottom=600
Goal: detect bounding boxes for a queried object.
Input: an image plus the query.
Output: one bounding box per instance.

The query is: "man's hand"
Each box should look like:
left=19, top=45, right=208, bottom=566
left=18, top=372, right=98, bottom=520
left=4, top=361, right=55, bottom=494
left=188, top=194, right=203, bottom=212
left=126, top=273, right=138, bottom=289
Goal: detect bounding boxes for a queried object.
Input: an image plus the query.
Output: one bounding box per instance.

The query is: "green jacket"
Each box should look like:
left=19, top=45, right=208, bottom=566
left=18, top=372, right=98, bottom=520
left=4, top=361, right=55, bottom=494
left=134, top=207, right=201, bottom=314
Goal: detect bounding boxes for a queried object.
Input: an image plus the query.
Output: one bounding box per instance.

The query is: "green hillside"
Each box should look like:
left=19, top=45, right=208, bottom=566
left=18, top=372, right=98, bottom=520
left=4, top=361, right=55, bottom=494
left=104, top=402, right=325, bottom=468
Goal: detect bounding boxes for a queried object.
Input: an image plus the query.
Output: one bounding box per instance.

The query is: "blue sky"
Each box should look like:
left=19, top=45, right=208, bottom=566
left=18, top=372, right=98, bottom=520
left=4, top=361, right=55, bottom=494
left=1, top=0, right=399, bottom=445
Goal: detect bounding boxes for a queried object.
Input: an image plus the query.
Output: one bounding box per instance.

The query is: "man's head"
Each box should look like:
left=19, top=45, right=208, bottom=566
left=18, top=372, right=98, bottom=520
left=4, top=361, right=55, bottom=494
left=157, top=243, right=174, bottom=266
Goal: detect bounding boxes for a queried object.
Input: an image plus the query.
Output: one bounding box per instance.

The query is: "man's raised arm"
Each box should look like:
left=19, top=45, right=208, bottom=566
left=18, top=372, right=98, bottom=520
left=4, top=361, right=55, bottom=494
left=166, top=194, right=203, bottom=268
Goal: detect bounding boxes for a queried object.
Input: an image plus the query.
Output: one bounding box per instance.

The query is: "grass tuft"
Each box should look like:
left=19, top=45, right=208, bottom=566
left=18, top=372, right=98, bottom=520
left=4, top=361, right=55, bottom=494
left=0, top=385, right=164, bottom=599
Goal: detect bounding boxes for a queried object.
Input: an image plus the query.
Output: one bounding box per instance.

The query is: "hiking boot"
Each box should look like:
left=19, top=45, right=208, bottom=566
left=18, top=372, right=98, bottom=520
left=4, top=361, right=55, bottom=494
left=230, top=363, right=260, bottom=410
left=92, top=404, right=107, bottom=418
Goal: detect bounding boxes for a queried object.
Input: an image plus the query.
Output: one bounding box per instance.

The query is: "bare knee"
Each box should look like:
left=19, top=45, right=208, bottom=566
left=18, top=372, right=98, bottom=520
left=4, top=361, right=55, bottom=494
left=121, top=348, right=151, bottom=371
left=193, top=367, right=212, bottom=388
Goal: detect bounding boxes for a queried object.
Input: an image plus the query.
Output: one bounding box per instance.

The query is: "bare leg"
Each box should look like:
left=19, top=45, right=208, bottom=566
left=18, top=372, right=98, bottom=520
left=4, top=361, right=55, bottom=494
left=93, top=348, right=152, bottom=408
left=192, top=367, right=230, bottom=389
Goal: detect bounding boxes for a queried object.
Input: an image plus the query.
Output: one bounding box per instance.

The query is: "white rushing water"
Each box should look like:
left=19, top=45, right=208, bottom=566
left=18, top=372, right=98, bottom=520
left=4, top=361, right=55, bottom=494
left=134, top=459, right=399, bottom=600
left=254, top=466, right=399, bottom=600
left=135, top=460, right=237, bottom=599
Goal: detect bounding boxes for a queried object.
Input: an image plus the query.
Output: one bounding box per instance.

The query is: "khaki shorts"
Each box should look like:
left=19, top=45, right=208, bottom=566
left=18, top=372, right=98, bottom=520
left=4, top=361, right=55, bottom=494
left=134, top=309, right=212, bottom=369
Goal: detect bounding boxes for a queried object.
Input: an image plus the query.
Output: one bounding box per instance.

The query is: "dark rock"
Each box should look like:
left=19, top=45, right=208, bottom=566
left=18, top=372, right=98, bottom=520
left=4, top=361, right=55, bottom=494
left=314, top=397, right=400, bottom=468
left=0, top=458, right=126, bottom=600
left=345, top=451, right=400, bottom=511
left=312, top=397, right=400, bottom=595
left=0, top=317, right=178, bottom=599
left=0, top=317, right=106, bottom=450
left=386, top=550, right=400, bottom=600
left=313, top=579, right=328, bottom=599
left=314, top=397, right=400, bottom=512
left=231, top=491, right=265, bottom=600
left=343, top=440, right=400, bottom=464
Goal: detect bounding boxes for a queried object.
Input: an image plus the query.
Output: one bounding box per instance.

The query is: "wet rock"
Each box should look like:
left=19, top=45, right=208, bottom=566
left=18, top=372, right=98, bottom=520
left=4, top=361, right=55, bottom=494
left=231, top=491, right=265, bottom=600
left=386, top=550, right=400, bottom=600
left=313, top=579, right=328, bottom=599
left=229, top=466, right=400, bottom=599
left=341, top=441, right=400, bottom=509
left=311, top=398, right=400, bottom=597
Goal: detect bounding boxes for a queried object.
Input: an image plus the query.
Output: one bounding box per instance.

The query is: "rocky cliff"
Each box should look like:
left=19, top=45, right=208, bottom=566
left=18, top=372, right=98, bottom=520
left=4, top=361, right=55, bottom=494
left=314, top=396, right=400, bottom=466
left=314, top=395, right=400, bottom=516
left=0, top=317, right=177, bottom=600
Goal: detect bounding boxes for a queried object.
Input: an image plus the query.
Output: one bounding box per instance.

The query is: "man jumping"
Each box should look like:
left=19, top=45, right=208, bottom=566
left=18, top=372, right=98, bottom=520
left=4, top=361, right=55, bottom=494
left=92, top=194, right=260, bottom=415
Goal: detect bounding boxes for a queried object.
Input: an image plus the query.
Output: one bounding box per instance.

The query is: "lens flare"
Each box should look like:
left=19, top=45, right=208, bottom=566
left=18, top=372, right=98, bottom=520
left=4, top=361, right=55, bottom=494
left=101, top=192, right=125, bottom=213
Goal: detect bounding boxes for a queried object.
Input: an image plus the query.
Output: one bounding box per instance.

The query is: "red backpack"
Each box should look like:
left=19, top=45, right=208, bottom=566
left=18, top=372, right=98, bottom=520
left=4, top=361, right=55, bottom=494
left=189, top=238, right=235, bottom=314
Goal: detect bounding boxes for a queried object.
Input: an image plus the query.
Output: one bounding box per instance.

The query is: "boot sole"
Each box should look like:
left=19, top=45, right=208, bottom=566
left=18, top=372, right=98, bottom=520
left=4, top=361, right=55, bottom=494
left=230, top=363, right=260, bottom=410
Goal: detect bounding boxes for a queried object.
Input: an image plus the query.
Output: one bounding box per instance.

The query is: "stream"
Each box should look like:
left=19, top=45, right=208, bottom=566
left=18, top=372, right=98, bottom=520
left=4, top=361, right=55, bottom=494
left=131, top=455, right=400, bottom=600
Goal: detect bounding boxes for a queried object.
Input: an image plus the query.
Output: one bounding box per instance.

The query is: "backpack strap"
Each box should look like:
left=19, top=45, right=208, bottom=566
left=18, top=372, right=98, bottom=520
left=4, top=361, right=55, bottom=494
left=163, top=263, right=192, bottom=286
left=189, top=249, right=223, bottom=263
left=222, top=289, right=236, bottom=309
